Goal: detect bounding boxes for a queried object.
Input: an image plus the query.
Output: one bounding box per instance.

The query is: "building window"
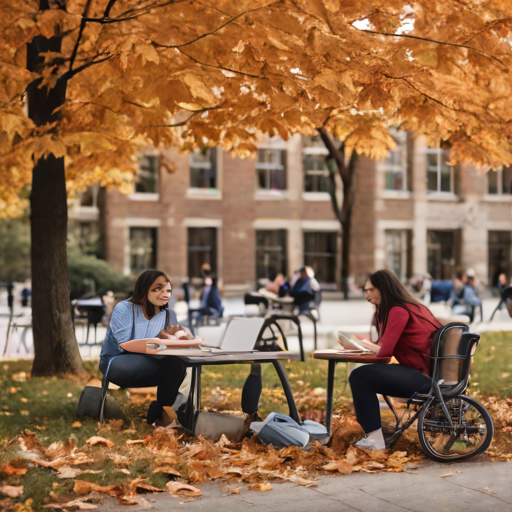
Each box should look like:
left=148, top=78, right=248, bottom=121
left=256, top=230, right=287, bottom=281
left=385, top=230, right=411, bottom=281
left=303, top=232, right=337, bottom=285
left=135, top=154, right=159, bottom=194
left=79, top=184, right=99, bottom=207
left=303, top=135, right=329, bottom=193
left=382, top=130, right=408, bottom=191
left=427, top=230, right=460, bottom=280
left=488, top=231, right=512, bottom=287
left=255, top=148, right=287, bottom=191
left=130, top=227, right=157, bottom=273
left=190, top=148, right=217, bottom=189
left=488, top=167, right=512, bottom=195
left=426, top=148, right=453, bottom=193
left=188, top=228, right=217, bottom=279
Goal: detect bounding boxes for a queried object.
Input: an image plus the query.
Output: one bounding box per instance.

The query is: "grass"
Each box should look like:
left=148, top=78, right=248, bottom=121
left=1, top=331, right=512, bottom=509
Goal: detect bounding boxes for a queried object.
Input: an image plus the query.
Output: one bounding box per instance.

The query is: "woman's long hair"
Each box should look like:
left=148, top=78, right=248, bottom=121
left=368, top=269, right=437, bottom=335
left=129, top=269, right=171, bottom=318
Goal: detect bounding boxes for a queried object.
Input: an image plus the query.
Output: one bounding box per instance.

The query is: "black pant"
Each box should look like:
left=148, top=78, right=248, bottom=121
left=106, top=354, right=187, bottom=407
left=349, top=364, right=431, bottom=433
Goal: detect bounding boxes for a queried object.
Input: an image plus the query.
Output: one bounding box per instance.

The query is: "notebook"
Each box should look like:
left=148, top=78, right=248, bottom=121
left=209, top=317, right=266, bottom=352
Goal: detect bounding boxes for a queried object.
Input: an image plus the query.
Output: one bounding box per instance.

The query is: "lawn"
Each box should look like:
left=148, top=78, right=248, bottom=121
left=1, top=331, right=512, bottom=510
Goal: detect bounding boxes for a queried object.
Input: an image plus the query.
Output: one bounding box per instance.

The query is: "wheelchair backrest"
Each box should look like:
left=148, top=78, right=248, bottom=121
left=430, top=322, right=480, bottom=397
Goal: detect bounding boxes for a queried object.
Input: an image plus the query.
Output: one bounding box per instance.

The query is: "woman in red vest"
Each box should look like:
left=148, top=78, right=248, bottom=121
left=349, top=269, right=442, bottom=450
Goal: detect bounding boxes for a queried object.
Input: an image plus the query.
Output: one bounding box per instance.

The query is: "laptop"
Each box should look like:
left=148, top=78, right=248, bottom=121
left=208, top=317, right=266, bottom=352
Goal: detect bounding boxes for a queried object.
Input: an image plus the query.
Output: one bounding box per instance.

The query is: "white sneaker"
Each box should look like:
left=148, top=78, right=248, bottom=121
left=354, top=437, right=378, bottom=450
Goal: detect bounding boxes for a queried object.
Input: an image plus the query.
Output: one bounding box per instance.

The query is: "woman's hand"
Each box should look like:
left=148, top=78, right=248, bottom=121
left=166, top=324, right=194, bottom=340
left=157, top=330, right=172, bottom=340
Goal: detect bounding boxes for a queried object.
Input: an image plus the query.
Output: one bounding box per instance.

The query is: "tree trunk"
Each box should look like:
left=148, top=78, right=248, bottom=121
left=27, top=34, right=83, bottom=376
left=341, top=217, right=351, bottom=299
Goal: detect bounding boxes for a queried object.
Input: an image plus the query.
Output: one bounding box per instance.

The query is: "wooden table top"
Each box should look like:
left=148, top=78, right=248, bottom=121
left=313, top=349, right=391, bottom=364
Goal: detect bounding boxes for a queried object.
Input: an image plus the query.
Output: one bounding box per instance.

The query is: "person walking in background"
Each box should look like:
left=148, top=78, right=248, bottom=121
left=490, top=273, right=510, bottom=321
left=20, top=286, right=31, bottom=308
left=6, top=281, right=14, bottom=315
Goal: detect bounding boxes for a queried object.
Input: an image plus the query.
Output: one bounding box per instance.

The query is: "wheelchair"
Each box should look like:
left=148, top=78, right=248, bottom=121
left=383, top=322, right=493, bottom=462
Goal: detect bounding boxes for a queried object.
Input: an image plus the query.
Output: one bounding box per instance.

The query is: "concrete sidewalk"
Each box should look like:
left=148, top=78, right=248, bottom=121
left=98, top=460, right=512, bottom=512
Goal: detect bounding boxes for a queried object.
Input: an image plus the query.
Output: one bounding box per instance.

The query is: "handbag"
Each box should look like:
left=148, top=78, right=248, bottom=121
left=77, top=385, right=129, bottom=424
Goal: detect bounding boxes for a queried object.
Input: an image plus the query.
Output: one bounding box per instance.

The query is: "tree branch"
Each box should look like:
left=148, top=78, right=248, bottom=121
left=179, top=49, right=262, bottom=79
left=360, top=29, right=506, bottom=68
left=380, top=72, right=462, bottom=112
left=317, top=127, right=349, bottom=183
left=103, top=0, right=117, bottom=17
left=65, top=53, right=117, bottom=79
left=153, top=9, right=252, bottom=49
left=68, top=0, right=92, bottom=73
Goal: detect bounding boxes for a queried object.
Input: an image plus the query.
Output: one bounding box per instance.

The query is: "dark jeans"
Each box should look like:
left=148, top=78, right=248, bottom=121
left=349, top=364, right=431, bottom=433
left=105, top=354, right=187, bottom=407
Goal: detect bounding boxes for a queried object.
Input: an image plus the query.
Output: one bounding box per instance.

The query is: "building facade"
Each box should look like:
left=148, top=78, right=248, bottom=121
left=70, top=132, right=512, bottom=294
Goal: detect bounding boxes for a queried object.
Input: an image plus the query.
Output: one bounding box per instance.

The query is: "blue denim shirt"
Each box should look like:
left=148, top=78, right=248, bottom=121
left=99, top=301, right=177, bottom=374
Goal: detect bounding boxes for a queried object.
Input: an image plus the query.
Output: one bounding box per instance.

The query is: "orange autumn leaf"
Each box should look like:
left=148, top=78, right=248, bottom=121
left=86, top=436, right=114, bottom=448
left=165, top=481, right=202, bottom=497
left=249, top=482, right=273, bottom=491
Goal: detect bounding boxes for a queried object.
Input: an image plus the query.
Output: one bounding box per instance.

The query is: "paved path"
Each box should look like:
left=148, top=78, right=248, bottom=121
left=98, top=460, right=512, bottom=512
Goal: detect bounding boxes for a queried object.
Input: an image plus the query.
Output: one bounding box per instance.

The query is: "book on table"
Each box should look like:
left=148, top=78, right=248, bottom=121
left=335, top=331, right=372, bottom=354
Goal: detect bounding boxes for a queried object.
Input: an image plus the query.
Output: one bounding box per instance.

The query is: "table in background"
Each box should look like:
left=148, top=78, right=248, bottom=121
left=313, top=350, right=391, bottom=434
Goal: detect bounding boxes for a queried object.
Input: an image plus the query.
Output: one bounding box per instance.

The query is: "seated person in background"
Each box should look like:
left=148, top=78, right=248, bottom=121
left=430, top=279, right=454, bottom=303
left=348, top=269, right=442, bottom=450
left=451, top=270, right=467, bottom=307
left=99, top=269, right=190, bottom=426
left=462, top=275, right=483, bottom=322
left=290, top=266, right=320, bottom=313
left=497, top=273, right=508, bottom=295
left=265, top=273, right=288, bottom=296
left=200, top=276, right=224, bottom=317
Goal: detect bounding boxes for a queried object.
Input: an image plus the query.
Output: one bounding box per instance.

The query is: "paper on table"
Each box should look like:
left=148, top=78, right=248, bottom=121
left=335, top=331, right=371, bottom=352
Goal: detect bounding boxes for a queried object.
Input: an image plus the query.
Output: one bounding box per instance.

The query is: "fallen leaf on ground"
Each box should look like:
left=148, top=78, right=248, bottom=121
left=0, top=464, right=27, bottom=476
left=439, top=473, right=454, bottom=478
left=166, top=481, right=202, bottom=497
left=42, top=500, right=98, bottom=510
left=86, top=436, right=114, bottom=448
left=57, top=466, right=82, bottom=479
left=0, top=485, right=23, bottom=497
left=322, top=461, right=353, bottom=474
left=117, top=496, right=138, bottom=505
left=73, top=480, right=119, bottom=495
left=153, top=466, right=181, bottom=477
left=484, top=487, right=496, bottom=493
left=249, top=482, right=273, bottom=491
left=126, top=439, right=145, bottom=446
left=128, top=478, right=165, bottom=494
left=71, top=421, right=82, bottom=428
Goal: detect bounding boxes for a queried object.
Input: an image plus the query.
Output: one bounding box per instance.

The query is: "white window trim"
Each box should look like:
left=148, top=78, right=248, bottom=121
left=483, top=194, right=512, bottom=202
left=426, top=147, right=454, bottom=194
left=189, top=148, right=219, bottom=191
left=377, top=190, right=412, bottom=200
left=302, top=191, right=331, bottom=201
left=186, top=188, right=222, bottom=200
left=301, top=220, right=341, bottom=231
left=184, top=217, right=223, bottom=228
left=426, top=191, right=458, bottom=202
left=255, top=138, right=287, bottom=192
left=254, top=189, right=288, bottom=200
left=127, top=192, right=160, bottom=202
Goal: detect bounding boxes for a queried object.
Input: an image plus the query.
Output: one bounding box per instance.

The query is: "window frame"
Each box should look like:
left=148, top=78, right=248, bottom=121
left=189, top=148, right=218, bottom=190
left=134, top=154, right=160, bottom=195
left=487, top=167, right=512, bottom=195
left=426, top=147, right=454, bottom=194
left=302, top=136, right=330, bottom=194
left=303, top=231, right=338, bottom=286
left=129, top=227, right=158, bottom=274
left=381, top=129, right=408, bottom=192
left=255, top=229, right=288, bottom=282
left=255, top=147, right=287, bottom=192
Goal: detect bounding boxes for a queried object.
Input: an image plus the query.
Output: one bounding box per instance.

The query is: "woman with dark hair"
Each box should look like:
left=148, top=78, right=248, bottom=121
left=99, top=269, right=189, bottom=425
left=349, top=269, right=442, bottom=450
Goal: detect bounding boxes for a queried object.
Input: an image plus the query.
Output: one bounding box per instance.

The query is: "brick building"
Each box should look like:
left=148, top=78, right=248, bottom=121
left=69, top=132, right=512, bottom=293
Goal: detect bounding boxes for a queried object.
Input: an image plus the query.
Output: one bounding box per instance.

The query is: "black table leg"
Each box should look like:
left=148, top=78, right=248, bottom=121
left=326, top=360, right=336, bottom=434
left=183, top=366, right=198, bottom=431
left=290, top=317, right=304, bottom=362
left=272, top=360, right=300, bottom=424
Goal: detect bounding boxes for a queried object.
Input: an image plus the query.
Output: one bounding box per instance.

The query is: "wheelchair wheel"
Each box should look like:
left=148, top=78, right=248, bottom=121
left=417, top=396, right=493, bottom=462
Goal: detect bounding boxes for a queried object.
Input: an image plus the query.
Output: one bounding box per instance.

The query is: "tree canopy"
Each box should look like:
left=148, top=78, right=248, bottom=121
left=2, top=0, right=512, bottom=217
